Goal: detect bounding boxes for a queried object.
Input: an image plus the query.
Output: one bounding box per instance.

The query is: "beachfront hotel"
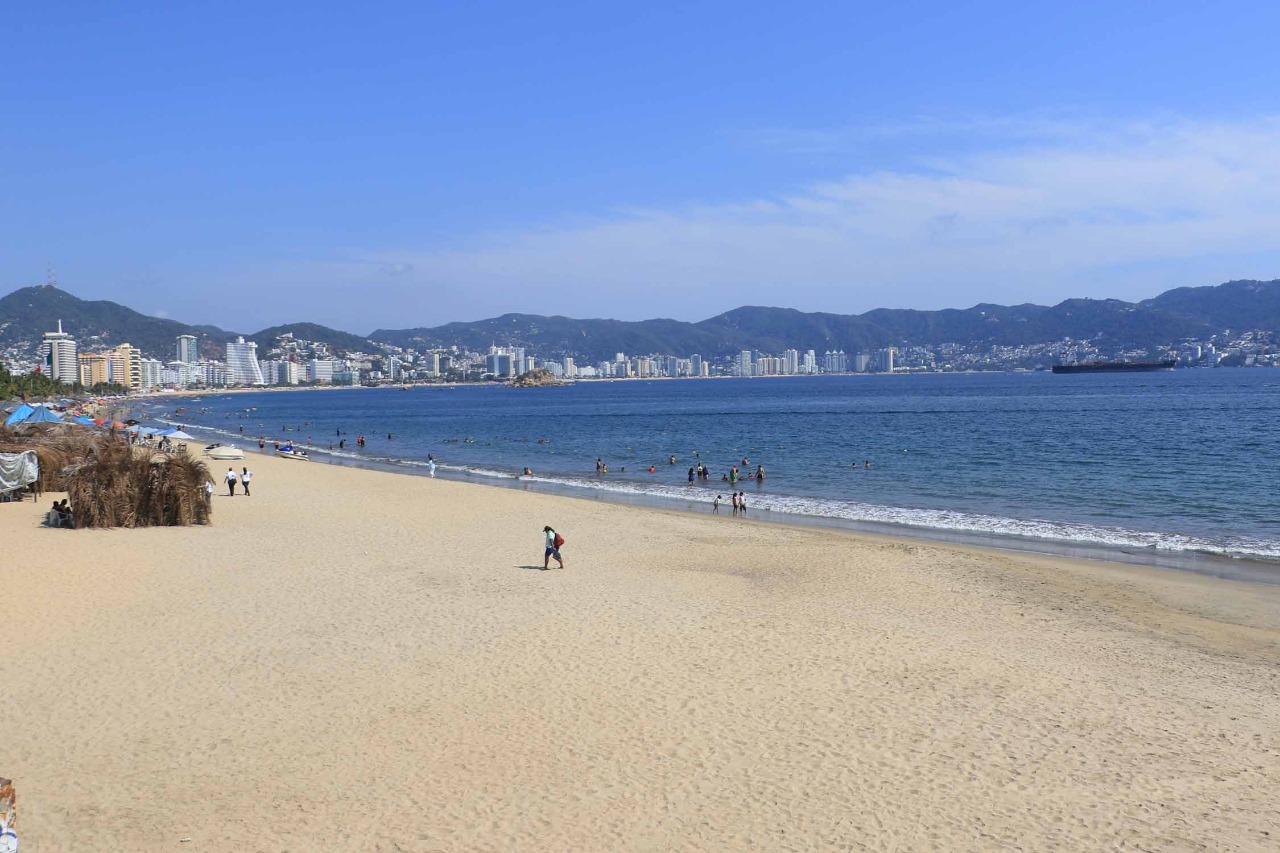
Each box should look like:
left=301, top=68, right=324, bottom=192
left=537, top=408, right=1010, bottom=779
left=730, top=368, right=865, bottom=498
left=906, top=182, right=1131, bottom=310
left=225, top=336, right=266, bottom=386
left=40, top=320, right=78, bottom=383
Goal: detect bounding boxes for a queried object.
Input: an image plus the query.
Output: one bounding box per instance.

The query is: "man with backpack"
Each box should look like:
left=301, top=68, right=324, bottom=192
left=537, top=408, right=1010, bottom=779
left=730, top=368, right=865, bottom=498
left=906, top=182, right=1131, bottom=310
left=543, top=525, right=566, bottom=570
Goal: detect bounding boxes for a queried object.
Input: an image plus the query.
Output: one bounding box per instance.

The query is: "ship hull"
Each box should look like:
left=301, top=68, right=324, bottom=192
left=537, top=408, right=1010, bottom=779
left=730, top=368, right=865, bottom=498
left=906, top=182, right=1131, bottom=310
left=1052, top=360, right=1176, bottom=374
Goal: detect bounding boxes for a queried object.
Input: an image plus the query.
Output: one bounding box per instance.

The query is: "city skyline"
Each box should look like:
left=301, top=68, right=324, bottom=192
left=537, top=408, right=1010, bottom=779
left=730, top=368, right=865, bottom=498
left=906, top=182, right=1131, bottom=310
left=18, top=312, right=1272, bottom=394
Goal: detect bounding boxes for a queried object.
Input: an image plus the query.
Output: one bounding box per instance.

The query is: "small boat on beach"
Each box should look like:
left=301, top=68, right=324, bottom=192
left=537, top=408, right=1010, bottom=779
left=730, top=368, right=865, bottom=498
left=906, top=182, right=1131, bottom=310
left=205, top=444, right=246, bottom=461
left=276, top=445, right=310, bottom=461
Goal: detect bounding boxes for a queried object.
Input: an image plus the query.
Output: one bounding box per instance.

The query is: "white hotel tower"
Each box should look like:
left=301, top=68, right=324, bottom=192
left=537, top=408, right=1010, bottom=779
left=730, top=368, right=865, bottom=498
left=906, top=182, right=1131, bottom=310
left=225, top=336, right=265, bottom=386
left=42, top=320, right=78, bottom=383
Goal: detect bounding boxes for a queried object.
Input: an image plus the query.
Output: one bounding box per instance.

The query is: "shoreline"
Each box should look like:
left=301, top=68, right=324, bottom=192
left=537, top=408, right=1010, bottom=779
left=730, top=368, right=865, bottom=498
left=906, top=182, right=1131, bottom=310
left=164, top=414, right=1280, bottom=584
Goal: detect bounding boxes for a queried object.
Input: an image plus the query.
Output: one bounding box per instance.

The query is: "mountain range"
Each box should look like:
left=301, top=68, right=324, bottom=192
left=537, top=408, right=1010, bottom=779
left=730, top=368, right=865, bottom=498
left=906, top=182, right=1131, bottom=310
left=2, top=279, right=1279, bottom=364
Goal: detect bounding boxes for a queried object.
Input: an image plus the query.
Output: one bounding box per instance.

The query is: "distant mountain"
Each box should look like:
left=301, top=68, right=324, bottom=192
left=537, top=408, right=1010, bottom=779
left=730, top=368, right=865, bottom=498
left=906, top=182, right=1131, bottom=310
left=0, top=285, right=233, bottom=361
left=247, top=323, right=376, bottom=357
left=1142, top=279, right=1280, bottom=331
left=4, top=278, right=1278, bottom=365
left=372, top=280, right=1277, bottom=361
left=0, top=286, right=379, bottom=361
left=369, top=313, right=727, bottom=362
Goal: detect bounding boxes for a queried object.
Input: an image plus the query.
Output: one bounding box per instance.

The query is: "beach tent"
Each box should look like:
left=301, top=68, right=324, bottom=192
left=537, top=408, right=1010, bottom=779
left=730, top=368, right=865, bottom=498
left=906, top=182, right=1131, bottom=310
left=70, top=415, right=97, bottom=425
left=20, top=406, right=65, bottom=425
left=163, top=430, right=195, bottom=440
left=4, top=404, right=36, bottom=426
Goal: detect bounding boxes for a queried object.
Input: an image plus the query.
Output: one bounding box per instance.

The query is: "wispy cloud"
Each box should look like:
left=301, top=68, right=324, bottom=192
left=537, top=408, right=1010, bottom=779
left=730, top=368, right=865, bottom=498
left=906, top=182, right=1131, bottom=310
left=248, top=116, right=1280, bottom=326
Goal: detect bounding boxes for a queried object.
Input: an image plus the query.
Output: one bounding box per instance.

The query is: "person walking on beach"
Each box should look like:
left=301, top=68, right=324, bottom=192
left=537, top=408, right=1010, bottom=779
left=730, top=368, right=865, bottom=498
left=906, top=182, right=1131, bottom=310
left=738, top=491, right=747, bottom=515
left=543, top=525, right=566, bottom=570
left=205, top=479, right=215, bottom=507
left=731, top=492, right=739, bottom=515
left=241, top=467, right=253, bottom=497
left=225, top=467, right=238, bottom=497
left=713, top=495, right=721, bottom=513
left=428, top=458, right=436, bottom=477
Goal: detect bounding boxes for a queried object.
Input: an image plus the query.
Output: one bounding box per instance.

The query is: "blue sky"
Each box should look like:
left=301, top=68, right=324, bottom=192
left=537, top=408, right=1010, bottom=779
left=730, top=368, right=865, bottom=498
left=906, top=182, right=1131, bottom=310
left=4, top=2, right=1280, bottom=333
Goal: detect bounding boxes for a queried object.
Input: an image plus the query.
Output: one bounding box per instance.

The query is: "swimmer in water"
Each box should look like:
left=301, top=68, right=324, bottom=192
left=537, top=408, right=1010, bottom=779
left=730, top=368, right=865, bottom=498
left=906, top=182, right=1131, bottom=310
left=864, top=460, right=871, bottom=469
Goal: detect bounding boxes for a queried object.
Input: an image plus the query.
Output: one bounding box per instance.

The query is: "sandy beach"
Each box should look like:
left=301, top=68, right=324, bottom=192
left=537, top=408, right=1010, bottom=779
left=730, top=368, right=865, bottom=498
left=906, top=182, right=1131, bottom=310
left=2, top=451, right=1278, bottom=851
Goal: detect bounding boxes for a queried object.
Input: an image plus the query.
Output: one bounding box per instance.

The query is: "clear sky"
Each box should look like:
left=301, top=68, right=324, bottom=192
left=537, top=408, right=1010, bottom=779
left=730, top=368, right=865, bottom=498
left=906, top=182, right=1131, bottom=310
left=4, top=2, right=1280, bottom=334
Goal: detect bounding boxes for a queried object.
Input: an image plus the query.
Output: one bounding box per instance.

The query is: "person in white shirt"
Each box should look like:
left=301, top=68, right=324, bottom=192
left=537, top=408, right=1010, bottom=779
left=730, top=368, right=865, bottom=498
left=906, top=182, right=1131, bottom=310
left=205, top=479, right=215, bottom=507
left=225, top=467, right=238, bottom=497
left=241, top=467, right=253, bottom=496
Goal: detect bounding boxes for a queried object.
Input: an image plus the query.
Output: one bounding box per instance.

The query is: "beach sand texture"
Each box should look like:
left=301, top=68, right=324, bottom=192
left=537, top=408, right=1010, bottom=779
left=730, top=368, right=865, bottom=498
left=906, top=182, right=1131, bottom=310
left=2, top=453, right=1279, bottom=851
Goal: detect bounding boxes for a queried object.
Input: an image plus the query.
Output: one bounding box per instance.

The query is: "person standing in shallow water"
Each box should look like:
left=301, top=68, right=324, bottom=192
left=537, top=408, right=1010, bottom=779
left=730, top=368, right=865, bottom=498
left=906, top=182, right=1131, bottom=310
left=543, top=525, right=566, bottom=570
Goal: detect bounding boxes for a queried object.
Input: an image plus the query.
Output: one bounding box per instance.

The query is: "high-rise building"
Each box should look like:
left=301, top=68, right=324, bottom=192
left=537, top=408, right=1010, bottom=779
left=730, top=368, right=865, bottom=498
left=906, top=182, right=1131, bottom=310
left=485, top=352, right=513, bottom=377
left=563, top=356, right=575, bottom=378
left=877, top=347, right=896, bottom=374
left=139, top=358, right=164, bottom=390
left=78, top=353, right=109, bottom=386
left=41, top=320, right=78, bottom=383
left=104, top=351, right=126, bottom=385
left=307, top=359, right=336, bottom=384
left=176, top=334, right=199, bottom=364
left=166, top=361, right=196, bottom=387
left=784, top=349, right=800, bottom=375
left=803, top=350, right=817, bottom=374
left=738, top=350, right=754, bottom=377
left=855, top=352, right=872, bottom=373
left=821, top=350, right=848, bottom=373
left=226, top=337, right=266, bottom=385
left=115, top=344, right=142, bottom=391
left=690, top=354, right=703, bottom=377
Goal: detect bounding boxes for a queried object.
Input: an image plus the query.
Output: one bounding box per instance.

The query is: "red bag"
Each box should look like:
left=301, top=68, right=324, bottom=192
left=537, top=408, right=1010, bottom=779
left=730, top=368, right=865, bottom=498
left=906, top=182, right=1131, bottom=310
left=553, top=533, right=565, bottom=548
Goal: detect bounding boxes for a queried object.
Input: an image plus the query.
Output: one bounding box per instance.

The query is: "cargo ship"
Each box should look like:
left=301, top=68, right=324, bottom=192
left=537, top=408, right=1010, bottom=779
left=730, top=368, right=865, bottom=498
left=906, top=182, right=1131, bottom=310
left=1051, top=359, right=1176, bottom=374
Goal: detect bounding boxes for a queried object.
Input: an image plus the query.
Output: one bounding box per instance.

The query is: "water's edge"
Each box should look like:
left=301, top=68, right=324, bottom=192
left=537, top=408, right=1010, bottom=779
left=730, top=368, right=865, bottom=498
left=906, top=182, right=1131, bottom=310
left=174, top=420, right=1280, bottom=586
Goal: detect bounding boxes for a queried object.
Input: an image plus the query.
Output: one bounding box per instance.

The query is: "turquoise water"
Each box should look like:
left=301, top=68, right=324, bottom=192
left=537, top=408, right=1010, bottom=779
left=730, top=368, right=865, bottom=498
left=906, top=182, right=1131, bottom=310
left=144, top=370, right=1280, bottom=567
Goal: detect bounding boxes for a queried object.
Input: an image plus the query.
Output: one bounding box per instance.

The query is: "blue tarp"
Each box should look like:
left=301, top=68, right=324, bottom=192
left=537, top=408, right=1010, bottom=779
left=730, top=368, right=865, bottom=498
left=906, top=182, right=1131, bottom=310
left=18, top=406, right=64, bottom=424
left=4, top=404, right=35, bottom=426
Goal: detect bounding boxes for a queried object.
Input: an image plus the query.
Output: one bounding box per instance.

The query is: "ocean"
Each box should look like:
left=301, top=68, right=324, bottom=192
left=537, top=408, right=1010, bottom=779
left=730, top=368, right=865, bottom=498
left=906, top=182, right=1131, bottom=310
left=140, top=369, right=1280, bottom=577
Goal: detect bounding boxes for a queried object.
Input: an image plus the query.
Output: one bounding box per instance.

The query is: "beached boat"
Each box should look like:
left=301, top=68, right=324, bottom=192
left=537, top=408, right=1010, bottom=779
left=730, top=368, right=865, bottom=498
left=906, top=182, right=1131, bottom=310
left=205, top=444, right=245, bottom=460
left=276, top=446, right=310, bottom=461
